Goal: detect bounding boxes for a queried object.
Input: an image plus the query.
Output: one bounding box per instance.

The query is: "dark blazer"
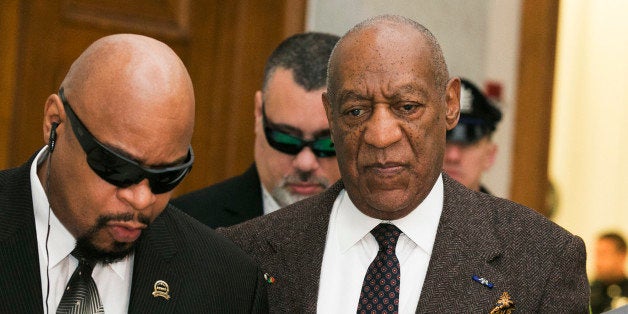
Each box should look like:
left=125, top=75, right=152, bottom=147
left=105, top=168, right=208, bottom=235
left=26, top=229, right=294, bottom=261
left=172, top=164, right=263, bottom=228
left=0, top=155, right=268, bottom=314
left=219, top=175, right=589, bottom=313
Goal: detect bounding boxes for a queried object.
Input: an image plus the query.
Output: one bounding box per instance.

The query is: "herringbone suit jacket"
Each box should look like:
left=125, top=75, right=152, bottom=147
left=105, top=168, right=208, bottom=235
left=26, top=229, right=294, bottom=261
left=220, top=174, right=589, bottom=313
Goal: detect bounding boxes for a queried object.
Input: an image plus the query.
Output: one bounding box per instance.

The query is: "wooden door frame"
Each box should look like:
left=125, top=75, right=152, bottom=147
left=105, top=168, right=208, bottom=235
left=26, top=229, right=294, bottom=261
left=509, top=0, right=560, bottom=217
left=0, top=0, right=21, bottom=170
left=0, top=0, right=306, bottom=197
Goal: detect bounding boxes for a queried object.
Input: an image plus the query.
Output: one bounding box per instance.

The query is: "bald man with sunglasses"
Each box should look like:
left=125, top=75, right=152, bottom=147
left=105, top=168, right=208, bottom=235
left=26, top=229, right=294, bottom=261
left=0, top=34, right=267, bottom=313
left=173, top=32, right=341, bottom=228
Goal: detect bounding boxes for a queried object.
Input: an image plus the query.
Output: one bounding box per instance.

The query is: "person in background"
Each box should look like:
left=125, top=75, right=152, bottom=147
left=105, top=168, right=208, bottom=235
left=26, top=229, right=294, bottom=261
left=443, top=78, right=502, bottom=193
left=172, top=32, right=341, bottom=228
left=218, top=14, right=589, bottom=313
left=0, top=33, right=267, bottom=313
left=591, top=232, right=628, bottom=313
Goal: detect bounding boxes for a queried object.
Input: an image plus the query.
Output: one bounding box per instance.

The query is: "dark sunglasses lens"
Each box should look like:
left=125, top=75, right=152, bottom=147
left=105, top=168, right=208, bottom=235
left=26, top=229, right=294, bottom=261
left=86, top=146, right=191, bottom=194
left=265, top=127, right=336, bottom=157
left=86, top=148, right=144, bottom=188
left=311, top=138, right=336, bottom=157
left=148, top=167, right=191, bottom=194
left=265, top=129, right=303, bottom=155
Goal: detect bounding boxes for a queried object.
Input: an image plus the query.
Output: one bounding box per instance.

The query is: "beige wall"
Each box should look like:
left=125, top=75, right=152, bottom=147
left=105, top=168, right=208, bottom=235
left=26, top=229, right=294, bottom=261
left=550, top=0, right=628, bottom=275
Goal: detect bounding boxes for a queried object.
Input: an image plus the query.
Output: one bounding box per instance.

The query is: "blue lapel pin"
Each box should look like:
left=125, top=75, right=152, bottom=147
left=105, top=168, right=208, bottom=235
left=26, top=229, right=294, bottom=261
left=472, top=275, right=494, bottom=289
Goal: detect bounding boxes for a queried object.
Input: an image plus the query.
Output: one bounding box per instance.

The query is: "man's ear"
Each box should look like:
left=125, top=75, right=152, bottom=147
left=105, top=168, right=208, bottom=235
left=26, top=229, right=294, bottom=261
left=43, top=94, right=63, bottom=146
left=483, top=141, right=498, bottom=170
left=445, top=77, right=461, bottom=130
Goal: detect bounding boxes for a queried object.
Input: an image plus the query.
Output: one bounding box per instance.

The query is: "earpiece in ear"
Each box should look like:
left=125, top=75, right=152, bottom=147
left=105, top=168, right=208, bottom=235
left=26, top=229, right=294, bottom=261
left=49, top=122, right=59, bottom=153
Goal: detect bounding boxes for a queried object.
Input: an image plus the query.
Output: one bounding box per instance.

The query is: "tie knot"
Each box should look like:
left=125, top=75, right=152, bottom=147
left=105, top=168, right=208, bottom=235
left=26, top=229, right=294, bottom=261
left=370, top=223, right=401, bottom=250
left=71, top=248, right=96, bottom=274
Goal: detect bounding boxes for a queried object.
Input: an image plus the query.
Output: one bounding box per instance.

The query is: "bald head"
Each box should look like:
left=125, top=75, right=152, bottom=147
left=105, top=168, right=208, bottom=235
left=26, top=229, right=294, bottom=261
left=38, top=34, right=196, bottom=260
left=60, top=34, right=194, bottom=160
left=62, top=34, right=193, bottom=102
left=321, top=15, right=460, bottom=220
left=327, top=15, right=449, bottom=100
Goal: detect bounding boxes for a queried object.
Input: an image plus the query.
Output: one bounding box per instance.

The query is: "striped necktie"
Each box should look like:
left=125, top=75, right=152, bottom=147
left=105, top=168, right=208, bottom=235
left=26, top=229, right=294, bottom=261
left=57, top=249, right=104, bottom=314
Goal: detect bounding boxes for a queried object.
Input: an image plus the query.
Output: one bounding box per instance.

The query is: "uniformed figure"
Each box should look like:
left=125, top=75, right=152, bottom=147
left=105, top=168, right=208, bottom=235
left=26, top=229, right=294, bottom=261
left=443, top=78, right=502, bottom=193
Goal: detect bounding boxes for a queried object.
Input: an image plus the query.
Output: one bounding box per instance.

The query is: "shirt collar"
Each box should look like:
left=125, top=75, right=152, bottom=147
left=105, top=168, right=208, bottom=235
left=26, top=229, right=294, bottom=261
left=31, top=147, right=75, bottom=270
left=336, top=174, right=444, bottom=255
left=31, top=147, right=131, bottom=279
left=261, top=183, right=281, bottom=215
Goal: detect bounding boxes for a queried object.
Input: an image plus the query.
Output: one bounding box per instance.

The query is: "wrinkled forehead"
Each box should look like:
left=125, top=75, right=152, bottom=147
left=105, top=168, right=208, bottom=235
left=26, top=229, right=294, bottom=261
left=330, top=36, right=434, bottom=99
left=342, top=25, right=428, bottom=66
left=331, top=25, right=433, bottom=85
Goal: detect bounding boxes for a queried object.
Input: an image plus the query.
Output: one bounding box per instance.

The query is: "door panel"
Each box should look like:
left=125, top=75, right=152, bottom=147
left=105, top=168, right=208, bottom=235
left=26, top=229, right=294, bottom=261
left=3, top=0, right=305, bottom=196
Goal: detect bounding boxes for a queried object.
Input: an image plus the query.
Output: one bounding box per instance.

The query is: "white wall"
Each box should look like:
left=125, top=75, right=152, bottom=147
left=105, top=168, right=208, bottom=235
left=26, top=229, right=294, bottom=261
left=305, top=0, right=522, bottom=198
left=550, top=0, right=628, bottom=277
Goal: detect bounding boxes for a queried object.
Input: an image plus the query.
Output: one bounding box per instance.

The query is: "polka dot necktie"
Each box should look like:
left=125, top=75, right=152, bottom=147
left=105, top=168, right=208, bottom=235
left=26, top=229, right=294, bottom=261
left=357, top=223, right=401, bottom=314
left=57, top=249, right=104, bottom=314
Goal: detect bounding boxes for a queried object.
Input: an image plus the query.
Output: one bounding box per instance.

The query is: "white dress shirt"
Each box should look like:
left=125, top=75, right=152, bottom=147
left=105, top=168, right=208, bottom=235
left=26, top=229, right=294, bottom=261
left=261, top=183, right=281, bottom=215
left=31, top=147, right=134, bottom=314
left=317, top=175, right=444, bottom=313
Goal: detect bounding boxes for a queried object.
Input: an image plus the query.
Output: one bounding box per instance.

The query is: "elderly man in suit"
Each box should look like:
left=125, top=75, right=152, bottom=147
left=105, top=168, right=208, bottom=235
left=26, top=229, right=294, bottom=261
left=220, top=15, right=589, bottom=313
left=0, top=34, right=267, bottom=313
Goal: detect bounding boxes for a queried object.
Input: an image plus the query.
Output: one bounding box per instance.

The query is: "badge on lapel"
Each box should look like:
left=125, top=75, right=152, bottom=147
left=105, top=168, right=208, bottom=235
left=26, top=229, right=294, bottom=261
left=489, top=292, right=515, bottom=314
left=472, top=275, right=494, bottom=289
left=152, top=280, right=171, bottom=300
left=264, top=273, right=276, bottom=284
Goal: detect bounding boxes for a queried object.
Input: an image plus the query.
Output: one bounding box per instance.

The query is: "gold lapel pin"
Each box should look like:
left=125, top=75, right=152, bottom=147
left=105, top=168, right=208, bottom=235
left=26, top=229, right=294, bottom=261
left=152, top=280, right=171, bottom=300
left=489, top=291, right=515, bottom=314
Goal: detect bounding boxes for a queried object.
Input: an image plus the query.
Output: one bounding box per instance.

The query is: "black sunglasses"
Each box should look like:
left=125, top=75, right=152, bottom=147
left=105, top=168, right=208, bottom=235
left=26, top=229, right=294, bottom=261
left=262, top=105, right=335, bottom=158
left=59, top=88, right=193, bottom=194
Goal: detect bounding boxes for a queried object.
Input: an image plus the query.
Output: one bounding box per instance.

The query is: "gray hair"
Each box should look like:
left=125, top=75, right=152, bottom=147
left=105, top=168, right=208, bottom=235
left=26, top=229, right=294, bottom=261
left=327, top=14, right=449, bottom=98
left=262, top=32, right=340, bottom=93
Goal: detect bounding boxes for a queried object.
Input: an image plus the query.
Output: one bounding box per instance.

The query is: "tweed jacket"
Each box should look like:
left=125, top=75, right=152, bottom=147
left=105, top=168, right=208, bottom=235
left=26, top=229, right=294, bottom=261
left=172, top=164, right=263, bottom=228
left=0, top=154, right=268, bottom=313
left=220, top=174, right=589, bottom=313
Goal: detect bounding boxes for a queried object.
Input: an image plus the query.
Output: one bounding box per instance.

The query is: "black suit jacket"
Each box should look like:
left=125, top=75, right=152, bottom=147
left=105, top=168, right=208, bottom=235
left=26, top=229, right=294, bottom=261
left=220, top=175, right=589, bottom=313
left=0, top=154, right=268, bottom=313
left=172, top=164, right=263, bottom=228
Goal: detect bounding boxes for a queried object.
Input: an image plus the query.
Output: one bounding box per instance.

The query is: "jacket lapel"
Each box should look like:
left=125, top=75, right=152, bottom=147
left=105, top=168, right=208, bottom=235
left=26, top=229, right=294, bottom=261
left=252, top=177, right=509, bottom=312
left=263, top=181, right=343, bottom=312
left=0, top=157, right=44, bottom=314
left=128, top=207, right=181, bottom=313
left=222, top=164, right=264, bottom=221
left=416, top=175, right=505, bottom=312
